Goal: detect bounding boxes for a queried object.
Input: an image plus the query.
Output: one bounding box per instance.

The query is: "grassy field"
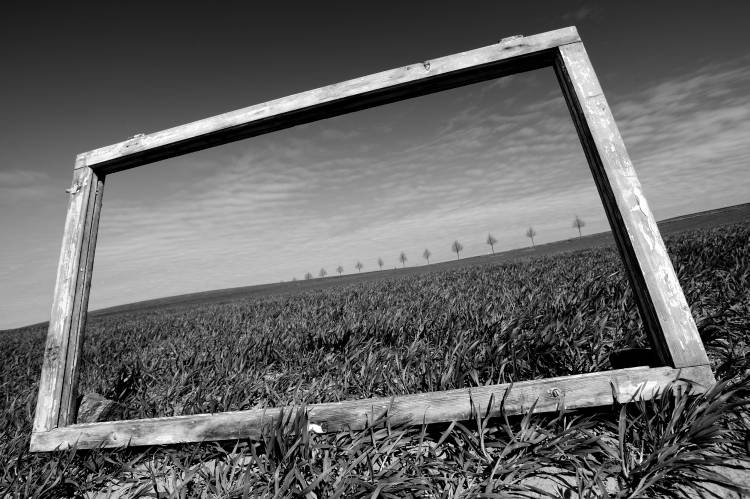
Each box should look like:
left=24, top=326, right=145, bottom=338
left=1, top=222, right=749, bottom=497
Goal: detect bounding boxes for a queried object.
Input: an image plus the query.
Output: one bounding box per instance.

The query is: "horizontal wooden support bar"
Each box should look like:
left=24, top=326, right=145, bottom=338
left=30, top=365, right=713, bottom=451
left=79, top=27, right=580, bottom=175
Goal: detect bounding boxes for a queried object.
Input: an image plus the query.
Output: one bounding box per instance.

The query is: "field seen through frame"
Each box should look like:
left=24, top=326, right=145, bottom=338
left=2, top=218, right=749, bottom=497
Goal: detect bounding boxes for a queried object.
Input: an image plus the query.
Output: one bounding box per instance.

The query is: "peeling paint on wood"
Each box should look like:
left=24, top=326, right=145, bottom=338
left=33, top=165, right=105, bottom=433
left=554, top=42, right=710, bottom=369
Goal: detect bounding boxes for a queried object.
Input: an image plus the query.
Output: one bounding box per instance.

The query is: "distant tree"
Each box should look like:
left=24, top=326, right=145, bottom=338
left=355, top=261, right=363, bottom=272
left=526, top=227, right=537, bottom=248
left=423, top=248, right=431, bottom=264
left=451, top=240, right=463, bottom=260
left=572, top=215, right=585, bottom=238
left=377, top=257, right=384, bottom=270
left=336, top=265, right=344, bottom=276
left=292, top=277, right=297, bottom=282
left=319, top=268, right=327, bottom=278
left=399, top=251, right=408, bottom=267
left=304, top=272, right=313, bottom=280
left=486, top=233, right=498, bottom=255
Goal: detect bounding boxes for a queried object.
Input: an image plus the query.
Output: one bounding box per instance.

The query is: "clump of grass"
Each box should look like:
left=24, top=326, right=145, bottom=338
left=608, top=375, right=750, bottom=497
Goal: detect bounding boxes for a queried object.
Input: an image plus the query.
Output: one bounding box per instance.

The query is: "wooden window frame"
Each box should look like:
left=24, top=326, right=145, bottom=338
left=31, top=26, right=714, bottom=452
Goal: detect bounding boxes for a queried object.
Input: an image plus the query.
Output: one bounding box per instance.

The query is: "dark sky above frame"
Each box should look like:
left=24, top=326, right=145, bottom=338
left=1, top=1, right=749, bottom=329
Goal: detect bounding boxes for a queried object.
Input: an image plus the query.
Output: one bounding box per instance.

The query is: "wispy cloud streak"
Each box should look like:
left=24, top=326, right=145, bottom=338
left=85, top=59, right=750, bottom=309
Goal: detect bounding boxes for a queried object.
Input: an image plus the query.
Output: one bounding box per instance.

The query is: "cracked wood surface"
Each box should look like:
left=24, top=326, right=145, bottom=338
left=33, top=165, right=105, bottom=433
left=554, top=42, right=710, bottom=369
left=30, top=366, right=713, bottom=451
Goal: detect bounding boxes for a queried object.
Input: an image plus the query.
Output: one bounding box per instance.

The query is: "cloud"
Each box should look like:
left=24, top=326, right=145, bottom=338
left=609, top=57, right=750, bottom=217
left=320, top=128, right=361, bottom=140
left=0, top=170, right=57, bottom=204
left=0, top=170, right=49, bottom=186
left=562, top=5, right=599, bottom=23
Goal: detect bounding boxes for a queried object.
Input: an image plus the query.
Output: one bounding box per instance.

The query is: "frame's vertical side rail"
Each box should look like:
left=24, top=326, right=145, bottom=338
left=59, top=168, right=105, bottom=425
left=33, top=159, right=105, bottom=432
left=553, top=42, right=709, bottom=369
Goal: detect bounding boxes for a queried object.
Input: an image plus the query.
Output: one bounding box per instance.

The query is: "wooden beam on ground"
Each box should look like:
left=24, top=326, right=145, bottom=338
left=30, top=365, right=713, bottom=451
left=78, top=27, right=580, bottom=175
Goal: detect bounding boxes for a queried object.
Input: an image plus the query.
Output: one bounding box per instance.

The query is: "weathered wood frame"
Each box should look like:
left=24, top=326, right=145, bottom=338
left=31, top=26, right=714, bottom=452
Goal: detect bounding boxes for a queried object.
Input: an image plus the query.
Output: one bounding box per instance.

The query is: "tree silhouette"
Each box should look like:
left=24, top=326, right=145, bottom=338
left=423, top=248, right=431, bottom=264
left=336, top=265, right=344, bottom=276
left=486, top=233, right=498, bottom=255
left=451, top=240, right=463, bottom=260
left=526, top=227, right=537, bottom=248
left=572, top=215, right=585, bottom=238
left=377, top=257, right=384, bottom=270
left=319, top=268, right=327, bottom=278
left=304, top=272, right=313, bottom=280
left=292, top=277, right=297, bottom=282
left=399, top=251, right=407, bottom=267
left=355, top=261, right=363, bottom=272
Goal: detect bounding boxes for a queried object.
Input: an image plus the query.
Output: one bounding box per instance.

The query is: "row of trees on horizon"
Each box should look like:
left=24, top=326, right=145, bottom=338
left=295, top=215, right=587, bottom=281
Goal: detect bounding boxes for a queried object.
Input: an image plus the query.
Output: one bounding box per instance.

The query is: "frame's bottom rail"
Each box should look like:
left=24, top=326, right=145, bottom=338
left=30, top=365, right=714, bottom=452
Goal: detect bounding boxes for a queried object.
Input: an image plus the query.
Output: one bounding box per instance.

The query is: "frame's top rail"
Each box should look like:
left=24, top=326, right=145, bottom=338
left=78, top=26, right=580, bottom=174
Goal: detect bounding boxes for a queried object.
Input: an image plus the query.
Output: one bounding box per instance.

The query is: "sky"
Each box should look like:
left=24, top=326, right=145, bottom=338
left=1, top=2, right=749, bottom=329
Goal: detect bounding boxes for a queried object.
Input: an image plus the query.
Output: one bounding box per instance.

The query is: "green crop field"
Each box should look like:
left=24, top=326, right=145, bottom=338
left=2, top=223, right=748, bottom=497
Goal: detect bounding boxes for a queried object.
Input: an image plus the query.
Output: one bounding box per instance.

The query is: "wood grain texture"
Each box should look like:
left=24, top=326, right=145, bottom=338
left=59, top=172, right=105, bottom=425
left=30, top=365, right=713, bottom=451
left=32, top=164, right=104, bottom=433
left=553, top=43, right=711, bottom=369
left=78, top=27, right=580, bottom=175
